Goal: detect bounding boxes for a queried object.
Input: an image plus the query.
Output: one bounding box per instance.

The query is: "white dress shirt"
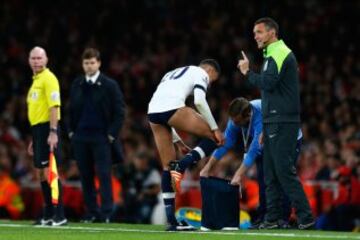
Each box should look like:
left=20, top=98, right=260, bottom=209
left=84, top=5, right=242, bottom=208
left=86, top=71, right=100, bottom=84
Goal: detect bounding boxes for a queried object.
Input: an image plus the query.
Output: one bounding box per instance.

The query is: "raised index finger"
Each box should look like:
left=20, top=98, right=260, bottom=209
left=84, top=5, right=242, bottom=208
left=241, top=51, right=248, bottom=60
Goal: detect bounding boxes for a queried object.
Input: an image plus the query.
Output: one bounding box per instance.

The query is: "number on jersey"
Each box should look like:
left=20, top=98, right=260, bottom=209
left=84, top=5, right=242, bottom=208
left=161, top=66, right=189, bottom=82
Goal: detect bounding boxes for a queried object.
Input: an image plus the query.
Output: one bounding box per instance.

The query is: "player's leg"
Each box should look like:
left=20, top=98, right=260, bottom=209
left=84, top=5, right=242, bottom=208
left=168, top=107, right=215, bottom=140
left=150, top=122, right=177, bottom=170
left=168, top=107, right=218, bottom=175
left=149, top=122, right=180, bottom=229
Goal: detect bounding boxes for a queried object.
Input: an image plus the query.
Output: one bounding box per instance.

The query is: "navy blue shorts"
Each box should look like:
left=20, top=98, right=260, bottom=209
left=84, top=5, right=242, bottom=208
left=31, top=122, right=62, bottom=169
left=147, top=109, right=177, bottom=127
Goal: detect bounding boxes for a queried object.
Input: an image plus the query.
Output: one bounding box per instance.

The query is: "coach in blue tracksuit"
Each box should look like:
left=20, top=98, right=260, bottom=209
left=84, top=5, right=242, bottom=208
left=200, top=97, right=302, bottom=228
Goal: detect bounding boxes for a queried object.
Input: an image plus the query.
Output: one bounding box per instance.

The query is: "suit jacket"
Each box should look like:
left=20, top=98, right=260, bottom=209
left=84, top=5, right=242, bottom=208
left=68, top=73, right=126, bottom=163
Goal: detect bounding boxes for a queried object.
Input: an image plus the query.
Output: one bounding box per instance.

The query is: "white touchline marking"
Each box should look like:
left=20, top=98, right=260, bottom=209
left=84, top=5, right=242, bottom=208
left=0, top=223, right=359, bottom=239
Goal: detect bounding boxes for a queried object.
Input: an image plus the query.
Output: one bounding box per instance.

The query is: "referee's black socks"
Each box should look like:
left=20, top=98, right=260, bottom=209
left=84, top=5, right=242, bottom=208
left=40, top=180, right=53, bottom=219
left=54, top=180, right=65, bottom=220
left=40, top=180, right=65, bottom=220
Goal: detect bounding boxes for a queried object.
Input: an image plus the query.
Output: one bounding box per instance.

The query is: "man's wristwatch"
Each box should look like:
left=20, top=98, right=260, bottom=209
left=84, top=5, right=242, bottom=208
left=50, top=127, right=57, bottom=133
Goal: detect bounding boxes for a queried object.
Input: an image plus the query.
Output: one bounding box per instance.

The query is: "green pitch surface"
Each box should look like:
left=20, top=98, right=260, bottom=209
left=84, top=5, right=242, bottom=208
left=0, top=220, right=359, bottom=240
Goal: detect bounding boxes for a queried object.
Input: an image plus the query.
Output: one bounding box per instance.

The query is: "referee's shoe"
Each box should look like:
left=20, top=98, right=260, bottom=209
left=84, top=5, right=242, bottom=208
left=51, top=217, right=68, bottom=226
left=33, top=217, right=67, bottom=226
left=259, top=221, right=279, bottom=230
left=298, top=221, right=315, bottom=230
left=166, top=220, right=197, bottom=231
left=33, top=218, right=52, bottom=226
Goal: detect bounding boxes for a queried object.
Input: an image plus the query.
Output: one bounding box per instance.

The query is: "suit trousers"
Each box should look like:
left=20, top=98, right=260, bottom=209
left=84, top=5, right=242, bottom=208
left=72, top=139, right=113, bottom=219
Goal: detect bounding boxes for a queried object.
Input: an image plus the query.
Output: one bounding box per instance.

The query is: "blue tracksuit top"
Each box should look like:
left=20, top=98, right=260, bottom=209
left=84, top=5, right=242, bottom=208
left=212, top=100, right=262, bottom=167
left=212, top=99, right=303, bottom=168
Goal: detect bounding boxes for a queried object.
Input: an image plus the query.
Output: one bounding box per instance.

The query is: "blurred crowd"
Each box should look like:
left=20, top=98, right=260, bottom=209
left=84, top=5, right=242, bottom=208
left=0, top=0, right=359, bottom=231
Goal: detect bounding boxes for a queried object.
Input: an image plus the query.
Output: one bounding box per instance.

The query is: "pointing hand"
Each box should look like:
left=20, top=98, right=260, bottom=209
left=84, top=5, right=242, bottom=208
left=237, top=51, right=250, bottom=75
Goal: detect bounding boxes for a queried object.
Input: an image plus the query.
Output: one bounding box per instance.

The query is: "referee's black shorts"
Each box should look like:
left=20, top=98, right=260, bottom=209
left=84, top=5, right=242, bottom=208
left=31, top=122, right=61, bottom=169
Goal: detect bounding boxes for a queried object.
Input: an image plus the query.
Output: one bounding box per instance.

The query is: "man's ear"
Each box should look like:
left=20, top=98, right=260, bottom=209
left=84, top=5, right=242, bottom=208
left=270, top=29, right=276, bottom=38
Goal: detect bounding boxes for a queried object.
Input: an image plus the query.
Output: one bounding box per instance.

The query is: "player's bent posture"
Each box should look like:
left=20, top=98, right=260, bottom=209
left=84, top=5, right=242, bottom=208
left=200, top=97, right=303, bottom=229
left=148, top=59, right=224, bottom=231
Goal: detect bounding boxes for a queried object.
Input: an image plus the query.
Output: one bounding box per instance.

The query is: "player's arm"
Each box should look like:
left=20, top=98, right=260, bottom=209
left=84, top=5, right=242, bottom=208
left=193, top=86, right=224, bottom=145
left=193, top=86, right=218, bottom=130
left=193, top=72, right=223, bottom=140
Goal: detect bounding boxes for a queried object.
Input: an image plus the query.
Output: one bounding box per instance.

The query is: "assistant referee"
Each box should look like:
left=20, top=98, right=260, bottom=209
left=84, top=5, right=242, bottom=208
left=27, top=46, right=66, bottom=226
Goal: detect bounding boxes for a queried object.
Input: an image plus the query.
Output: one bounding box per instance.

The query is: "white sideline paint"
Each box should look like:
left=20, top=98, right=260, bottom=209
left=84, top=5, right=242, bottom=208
left=0, top=223, right=359, bottom=239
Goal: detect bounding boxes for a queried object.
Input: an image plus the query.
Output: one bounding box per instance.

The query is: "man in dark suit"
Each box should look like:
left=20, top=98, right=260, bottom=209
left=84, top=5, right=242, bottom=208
left=68, top=48, right=125, bottom=223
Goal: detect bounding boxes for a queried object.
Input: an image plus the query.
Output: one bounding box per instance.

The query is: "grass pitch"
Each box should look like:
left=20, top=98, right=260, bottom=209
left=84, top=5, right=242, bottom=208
left=0, top=220, right=359, bottom=240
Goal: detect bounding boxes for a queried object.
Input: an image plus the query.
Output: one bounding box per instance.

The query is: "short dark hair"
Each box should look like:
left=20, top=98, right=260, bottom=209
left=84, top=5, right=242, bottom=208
left=228, top=97, right=251, bottom=118
left=82, top=48, right=101, bottom=61
left=199, top=59, right=221, bottom=75
left=255, top=17, right=279, bottom=37
left=134, top=151, right=149, bottom=160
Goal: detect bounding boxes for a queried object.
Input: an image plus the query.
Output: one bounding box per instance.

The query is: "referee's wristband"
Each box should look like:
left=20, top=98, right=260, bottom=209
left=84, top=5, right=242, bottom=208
left=50, top=127, right=58, bottom=133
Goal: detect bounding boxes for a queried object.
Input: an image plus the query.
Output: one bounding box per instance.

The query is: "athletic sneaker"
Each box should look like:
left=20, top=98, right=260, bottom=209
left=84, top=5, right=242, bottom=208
left=166, top=220, right=196, bottom=231
left=221, top=227, right=239, bottom=231
left=169, top=161, right=183, bottom=192
left=200, top=226, right=210, bottom=231
left=80, top=214, right=102, bottom=223
left=298, top=221, right=315, bottom=230
left=278, top=219, right=291, bottom=229
left=249, top=219, right=263, bottom=229
left=33, top=218, right=53, bottom=226
left=51, top=218, right=68, bottom=226
left=259, top=221, right=279, bottom=229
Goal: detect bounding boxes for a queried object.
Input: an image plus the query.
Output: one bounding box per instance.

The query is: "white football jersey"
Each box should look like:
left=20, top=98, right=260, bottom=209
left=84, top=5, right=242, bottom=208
left=148, top=66, right=209, bottom=113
